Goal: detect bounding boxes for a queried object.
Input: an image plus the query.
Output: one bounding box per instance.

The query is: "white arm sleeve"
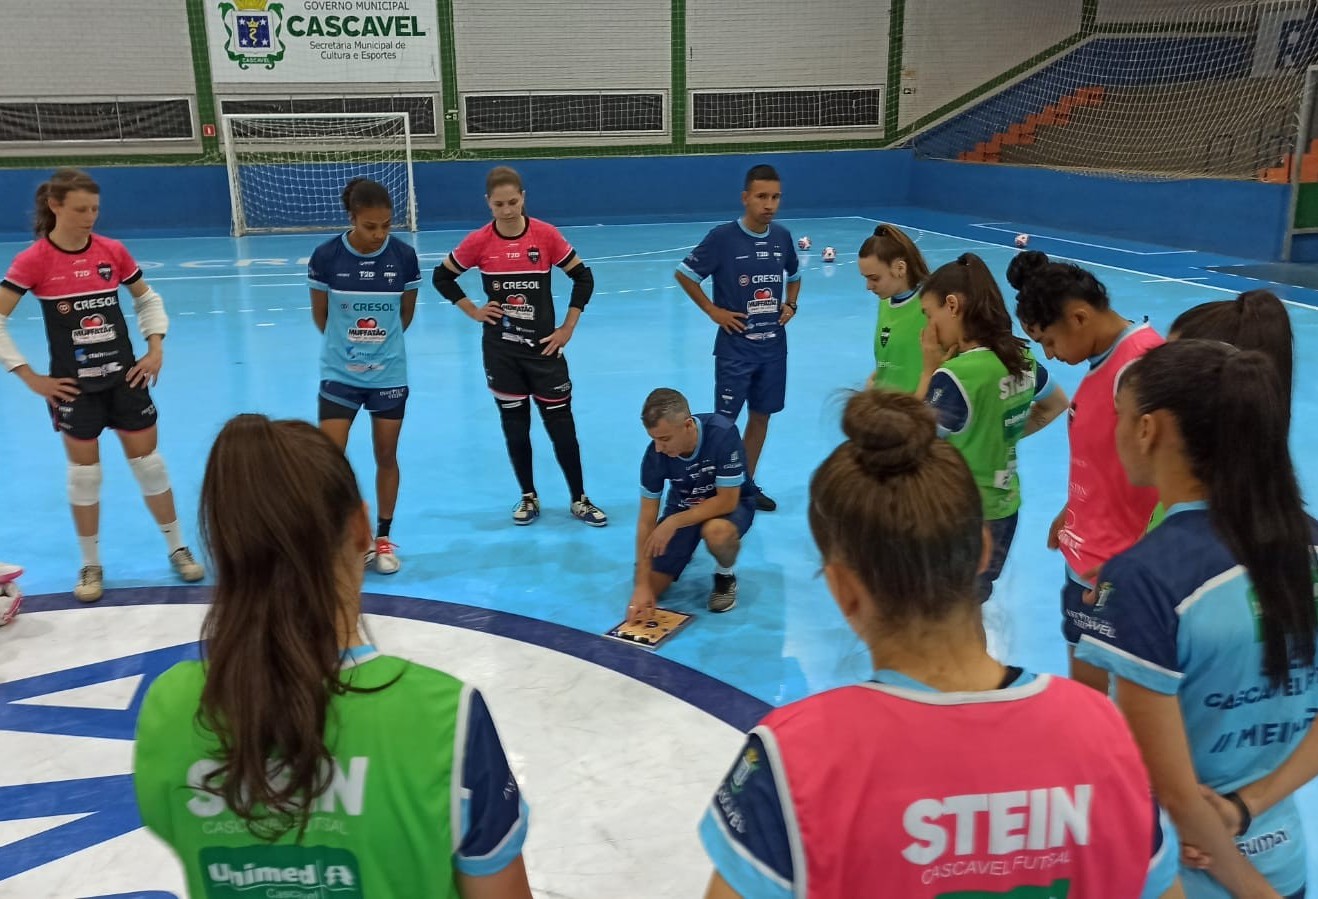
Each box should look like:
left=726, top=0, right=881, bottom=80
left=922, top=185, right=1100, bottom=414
left=0, top=311, right=29, bottom=373
left=133, top=286, right=169, bottom=339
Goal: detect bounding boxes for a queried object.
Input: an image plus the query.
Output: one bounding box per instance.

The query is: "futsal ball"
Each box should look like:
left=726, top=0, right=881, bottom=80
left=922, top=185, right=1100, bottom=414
left=822, top=246, right=837, bottom=263
left=1015, top=233, right=1030, bottom=249
left=798, top=236, right=812, bottom=251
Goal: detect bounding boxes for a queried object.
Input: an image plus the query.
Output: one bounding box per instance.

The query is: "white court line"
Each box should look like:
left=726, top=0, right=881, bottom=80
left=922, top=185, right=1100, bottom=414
left=851, top=216, right=1318, bottom=313
left=591, top=245, right=695, bottom=262
left=1141, top=277, right=1208, bottom=283
left=968, top=222, right=1195, bottom=255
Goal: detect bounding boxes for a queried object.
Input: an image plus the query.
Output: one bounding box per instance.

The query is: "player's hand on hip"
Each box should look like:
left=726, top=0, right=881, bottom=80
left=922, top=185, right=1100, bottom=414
left=777, top=304, right=797, bottom=326
left=128, top=348, right=164, bottom=388
left=21, top=371, right=79, bottom=402
left=539, top=324, right=573, bottom=356
left=627, top=586, right=657, bottom=625
left=469, top=301, right=503, bottom=325
left=1047, top=508, right=1066, bottom=550
left=708, top=307, right=748, bottom=333
left=644, top=519, right=677, bottom=557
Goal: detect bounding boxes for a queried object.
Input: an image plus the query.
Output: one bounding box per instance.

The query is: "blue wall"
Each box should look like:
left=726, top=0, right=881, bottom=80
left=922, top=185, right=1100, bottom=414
left=907, top=158, right=1289, bottom=260
left=0, top=150, right=914, bottom=240
left=913, top=36, right=1255, bottom=161
left=0, top=150, right=1291, bottom=261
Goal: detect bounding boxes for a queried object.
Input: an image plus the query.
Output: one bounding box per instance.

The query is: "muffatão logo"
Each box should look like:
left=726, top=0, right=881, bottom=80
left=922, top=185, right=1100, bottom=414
left=217, top=0, right=287, bottom=70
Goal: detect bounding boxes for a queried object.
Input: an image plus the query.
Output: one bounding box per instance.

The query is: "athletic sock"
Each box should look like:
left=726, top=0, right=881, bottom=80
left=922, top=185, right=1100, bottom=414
left=377, top=517, right=392, bottom=539
left=160, top=521, right=186, bottom=554
left=78, top=535, right=100, bottom=567
left=715, top=564, right=735, bottom=577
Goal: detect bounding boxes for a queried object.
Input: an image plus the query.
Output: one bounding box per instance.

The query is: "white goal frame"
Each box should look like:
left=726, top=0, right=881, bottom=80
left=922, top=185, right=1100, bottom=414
left=220, top=112, right=418, bottom=236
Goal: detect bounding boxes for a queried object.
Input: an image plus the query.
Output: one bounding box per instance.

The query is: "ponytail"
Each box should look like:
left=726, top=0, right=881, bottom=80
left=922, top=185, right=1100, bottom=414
left=33, top=168, right=99, bottom=237
left=1125, top=341, right=1316, bottom=686
left=1007, top=250, right=1110, bottom=330
left=340, top=177, right=393, bottom=216
left=923, top=253, right=1028, bottom=378
left=1171, top=290, right=1293, bottom=429
left=858, top=224, right=931, bottom=290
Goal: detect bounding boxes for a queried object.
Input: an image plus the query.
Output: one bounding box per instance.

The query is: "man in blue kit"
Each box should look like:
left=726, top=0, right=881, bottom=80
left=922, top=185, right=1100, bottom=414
left=627, top=388, right=757, bottom=622
left=675, top=164, right=801, bottom=512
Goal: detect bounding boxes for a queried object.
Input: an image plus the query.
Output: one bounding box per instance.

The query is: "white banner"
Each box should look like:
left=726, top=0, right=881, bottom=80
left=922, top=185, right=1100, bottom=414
left=205, top=0, right=440, bottom=84
left=1254, top=3, right=1318, bottom=77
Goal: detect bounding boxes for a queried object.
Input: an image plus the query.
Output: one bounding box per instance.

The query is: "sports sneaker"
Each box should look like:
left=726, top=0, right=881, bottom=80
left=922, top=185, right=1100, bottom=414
left=754, top=490, right=777, bottom=513
left=0, top=581, right=21, bottom=626
left=74, top=565, right=104, bottom=603
left=372, top=537, right=401, bottom=575
left=170, top=547, right=205, bottom=582
left=512, top=494, right=540, bottom=526
left=571, top=496, right=608, bottom=527
left=709, top=573, right=738, bottom=613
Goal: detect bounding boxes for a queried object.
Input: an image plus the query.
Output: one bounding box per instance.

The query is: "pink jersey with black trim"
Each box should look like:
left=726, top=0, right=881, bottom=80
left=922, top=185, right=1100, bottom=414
left=450, top=218, right=574, bottom=355
left=1059, top=323, right=1162, bottom=579
left=763, top=675, right=1154, bottom=898
left=3, top=235, right=142, bottom=392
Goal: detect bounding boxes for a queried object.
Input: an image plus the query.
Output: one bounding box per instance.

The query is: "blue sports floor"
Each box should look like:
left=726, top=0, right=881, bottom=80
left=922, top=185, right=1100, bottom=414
left=3, top=207, right=1318, bottom=896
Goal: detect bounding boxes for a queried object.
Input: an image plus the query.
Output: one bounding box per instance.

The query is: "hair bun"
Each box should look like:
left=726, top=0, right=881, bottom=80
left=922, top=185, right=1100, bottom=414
left=842, top=390, right=937, bottom=478
left=1006, top=250, right=1049, bottom=291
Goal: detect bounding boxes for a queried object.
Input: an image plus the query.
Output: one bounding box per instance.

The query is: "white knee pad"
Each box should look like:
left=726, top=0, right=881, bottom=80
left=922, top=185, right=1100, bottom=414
left=67, top=463, right=103, bottom=507
left=128, top=451, right=172, bottom=497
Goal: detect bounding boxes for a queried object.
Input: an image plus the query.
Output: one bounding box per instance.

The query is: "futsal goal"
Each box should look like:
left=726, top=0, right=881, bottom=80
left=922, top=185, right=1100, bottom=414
left=220, top=112, right=418, bottom=236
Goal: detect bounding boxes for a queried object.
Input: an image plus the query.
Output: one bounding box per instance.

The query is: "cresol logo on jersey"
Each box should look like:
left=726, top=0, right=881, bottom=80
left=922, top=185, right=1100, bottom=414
left=208, top=0, right=439, bottom=82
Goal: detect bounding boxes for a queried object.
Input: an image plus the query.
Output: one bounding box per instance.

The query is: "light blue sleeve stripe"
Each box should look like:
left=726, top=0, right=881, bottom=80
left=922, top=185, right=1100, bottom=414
left=641, top=488, right=663, bottom=499
left=699, top=807, right=793, bottom=899
left=308, top=279, right=329, bottom=291
left=935, top=424, right=952, bottom=438
left=715, top=475, right=744, bottom=488
left=785, top=272, right=802, bottom=283
left=1075, top=637, right=1180, bottom=695
left=677, top=262, right=704, bottom=283
left=404, top=279, right=422, bottom=290
left=1034, top=377, right=1057, bottom=401
left=454, top=795, right=529, bottom=877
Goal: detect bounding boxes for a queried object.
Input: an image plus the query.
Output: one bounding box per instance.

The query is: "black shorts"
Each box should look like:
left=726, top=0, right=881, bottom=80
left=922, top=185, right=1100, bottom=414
left=484, top=346, right=571, bottom=404
left=49, top=381, right=157, bottom=441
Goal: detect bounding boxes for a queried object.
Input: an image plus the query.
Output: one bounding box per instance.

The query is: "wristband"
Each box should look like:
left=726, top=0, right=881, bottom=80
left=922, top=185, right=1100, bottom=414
left=1223, top=791, right=1252, bottom=837
left=784, top=300, right=798, bottom=311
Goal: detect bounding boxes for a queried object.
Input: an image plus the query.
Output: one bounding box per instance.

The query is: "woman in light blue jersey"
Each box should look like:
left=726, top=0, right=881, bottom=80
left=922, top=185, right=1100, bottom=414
left=1076, top=339, right=1317, bottom=898
left=309, top=178, right=420, bottom=575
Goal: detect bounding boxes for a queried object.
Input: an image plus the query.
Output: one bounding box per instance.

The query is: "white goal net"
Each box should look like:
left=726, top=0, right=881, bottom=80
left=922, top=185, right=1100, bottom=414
left=221, top=113, right=417, bottom=235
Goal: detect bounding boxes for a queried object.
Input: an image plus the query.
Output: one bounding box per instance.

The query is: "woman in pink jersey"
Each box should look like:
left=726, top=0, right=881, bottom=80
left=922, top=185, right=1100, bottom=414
left=0, top=169, right=203, bottom=601
left=432, top=166, right=606, bottom=528
left=1007, top=250, right=1161, bottom=693
left=699, top=390, right=1175, bottom=898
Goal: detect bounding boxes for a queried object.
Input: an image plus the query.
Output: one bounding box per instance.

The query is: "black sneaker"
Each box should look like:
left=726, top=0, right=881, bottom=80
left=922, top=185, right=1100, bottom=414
left=754, top=490, right=777, bottom=512
left=709, top=573, right=738, bottom=612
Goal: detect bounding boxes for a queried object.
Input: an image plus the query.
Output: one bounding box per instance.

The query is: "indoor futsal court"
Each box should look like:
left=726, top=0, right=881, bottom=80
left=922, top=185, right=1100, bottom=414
left=9, top=0, right=1318, bottom=895
left=3, top=210, right=1318, bottom=896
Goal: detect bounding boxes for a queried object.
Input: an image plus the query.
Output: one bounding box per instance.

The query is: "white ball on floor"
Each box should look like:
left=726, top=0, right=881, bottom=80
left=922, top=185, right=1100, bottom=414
left=1015, top=233, right=1030, bottom=249
left=822, top=246, right=837, bottom=262
left=797, top=236, right=812, bottom=251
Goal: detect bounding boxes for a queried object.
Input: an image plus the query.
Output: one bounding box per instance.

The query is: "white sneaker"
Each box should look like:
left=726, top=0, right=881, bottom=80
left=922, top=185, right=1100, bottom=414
left=74, top=565, right=104, bottom=603
left=0, top=580, right=21, bottom=626
left=570, top=496, right=608, bottom=527
left=372, top=537, right=401, bottom=575
left=170, top=547, right=205, bottom=582
left=0, top=563, right=23, bottom=585
left=512, top=494, right=540, bottom=525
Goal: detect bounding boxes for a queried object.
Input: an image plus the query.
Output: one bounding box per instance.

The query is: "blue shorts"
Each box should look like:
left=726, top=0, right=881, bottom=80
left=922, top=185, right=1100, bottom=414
left=976, top=513, right=1018, bottom=603
left=715, top=355, right=786, bottom=419
left=319, top=380, right=408, bottom=421
left=651, top=498, right=756, bottom=579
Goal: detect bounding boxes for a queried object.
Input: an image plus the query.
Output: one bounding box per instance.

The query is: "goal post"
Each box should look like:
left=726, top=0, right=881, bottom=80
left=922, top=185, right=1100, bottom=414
left=220, top=112, right=418, bottom=236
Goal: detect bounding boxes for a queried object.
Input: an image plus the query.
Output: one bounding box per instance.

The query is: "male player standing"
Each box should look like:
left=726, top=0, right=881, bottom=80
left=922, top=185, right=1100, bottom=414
left=675, top=165, right=801, bottom=512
